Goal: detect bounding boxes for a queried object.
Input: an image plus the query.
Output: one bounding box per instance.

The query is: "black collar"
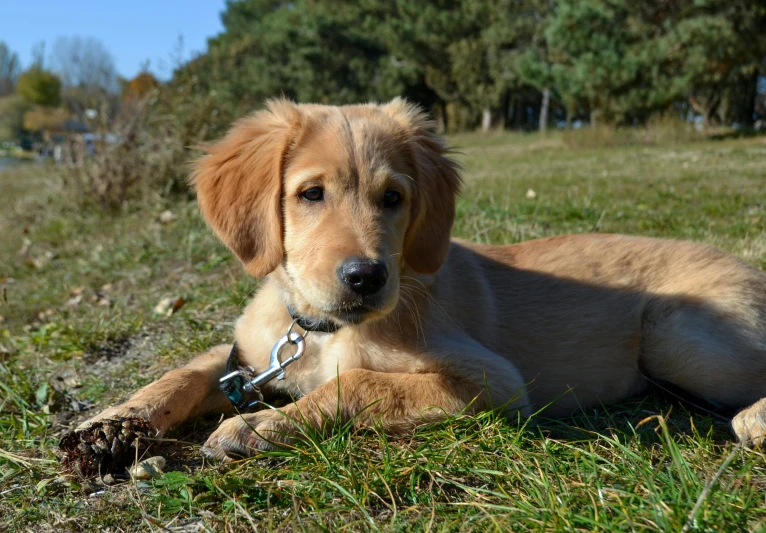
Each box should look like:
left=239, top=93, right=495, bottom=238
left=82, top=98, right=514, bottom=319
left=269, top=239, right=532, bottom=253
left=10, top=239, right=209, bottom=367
left=287, top=305, right=341, bottom=333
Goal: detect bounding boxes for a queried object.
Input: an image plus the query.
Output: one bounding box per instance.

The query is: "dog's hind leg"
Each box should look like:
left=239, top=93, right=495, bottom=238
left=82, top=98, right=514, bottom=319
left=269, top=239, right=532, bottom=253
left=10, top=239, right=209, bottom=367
left=78, top=344, right=234, bottom=435
left=639, top=291, right=766, bottom=444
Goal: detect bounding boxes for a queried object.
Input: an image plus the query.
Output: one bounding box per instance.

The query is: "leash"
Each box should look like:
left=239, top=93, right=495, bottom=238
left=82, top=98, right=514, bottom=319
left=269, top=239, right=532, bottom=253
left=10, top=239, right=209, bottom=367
left=219, top=309, right=339, bottom=411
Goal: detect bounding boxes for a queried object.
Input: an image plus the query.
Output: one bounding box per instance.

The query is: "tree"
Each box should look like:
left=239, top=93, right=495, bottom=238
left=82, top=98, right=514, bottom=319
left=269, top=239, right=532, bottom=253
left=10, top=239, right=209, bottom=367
left=17, top=67, right=61, bottom=107
left=0, top=95, right=31, bottom=140
left=49, top=36, right=117, bottom=92
left=122, top=71, right=160, bottom=102
left=536, top=0, right=766, bottom=128
left=169, top=0, right=766, bottom=132
left=498, top=0, right=558, bottom=131
left=361, top=0, right=506, bottom=130
left=178, top=0, right=420, bottom=122
left=0, top=42, right=21, bottom=97
left=49, top=37, right=118, bottom=119
left=673, top=0, right=766, bottom=127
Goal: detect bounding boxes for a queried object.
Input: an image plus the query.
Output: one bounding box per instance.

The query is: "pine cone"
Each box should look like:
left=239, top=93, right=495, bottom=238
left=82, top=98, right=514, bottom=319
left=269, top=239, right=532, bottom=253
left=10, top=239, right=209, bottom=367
left=59, top=417, right=157, bottom=478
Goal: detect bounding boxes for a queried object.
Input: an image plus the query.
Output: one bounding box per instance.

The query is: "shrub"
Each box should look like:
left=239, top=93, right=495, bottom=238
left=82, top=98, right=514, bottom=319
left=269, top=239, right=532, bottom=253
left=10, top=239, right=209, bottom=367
left=64, top=79, right=229, bottom=209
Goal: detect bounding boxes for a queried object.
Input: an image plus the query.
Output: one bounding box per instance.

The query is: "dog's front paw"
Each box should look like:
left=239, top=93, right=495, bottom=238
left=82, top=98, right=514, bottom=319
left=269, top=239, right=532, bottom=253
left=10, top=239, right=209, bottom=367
left=202, top=409, right=297, bottom=461
left=77, top=403, right=160, bottom=434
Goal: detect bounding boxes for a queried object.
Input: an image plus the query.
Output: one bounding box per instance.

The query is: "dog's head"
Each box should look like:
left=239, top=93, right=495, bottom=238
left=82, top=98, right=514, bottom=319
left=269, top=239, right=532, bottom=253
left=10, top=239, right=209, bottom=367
left=191, top=98, right=460, bottom=328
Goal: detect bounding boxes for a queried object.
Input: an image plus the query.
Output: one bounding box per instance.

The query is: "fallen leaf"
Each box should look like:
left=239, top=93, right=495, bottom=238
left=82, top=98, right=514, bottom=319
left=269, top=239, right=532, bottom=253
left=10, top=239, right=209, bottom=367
left=87, top=292, right=111, bottom=306
left=65, top=295, right=83, bottom=307
left=27, top=256, right=47, bottom=270
left=18, top=238, right=32, bottom=256
left=38, top=308, right=56, bottom=321
left=153, top=297, right=185, bottom=316
left=171, top=297, right=186, bottom=313
left=71, top=286, right=85, bottom=296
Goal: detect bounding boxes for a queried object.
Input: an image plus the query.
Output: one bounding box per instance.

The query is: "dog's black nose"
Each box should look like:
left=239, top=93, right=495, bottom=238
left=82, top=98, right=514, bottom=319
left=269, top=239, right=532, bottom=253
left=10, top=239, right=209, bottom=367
left=339, top=257, right=388, bottom=295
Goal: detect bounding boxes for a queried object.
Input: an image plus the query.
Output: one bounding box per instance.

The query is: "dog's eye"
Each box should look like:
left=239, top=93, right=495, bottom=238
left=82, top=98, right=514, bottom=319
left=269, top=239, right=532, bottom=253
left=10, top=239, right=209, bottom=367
left=300, top=187, right=324, bottom=202
left=383, top=190, right=402, bottom=208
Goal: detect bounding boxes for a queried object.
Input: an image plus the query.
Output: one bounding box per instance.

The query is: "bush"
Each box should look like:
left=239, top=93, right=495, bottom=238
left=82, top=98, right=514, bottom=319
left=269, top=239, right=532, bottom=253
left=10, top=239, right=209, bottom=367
left=64, top=79, right=229, bottom=209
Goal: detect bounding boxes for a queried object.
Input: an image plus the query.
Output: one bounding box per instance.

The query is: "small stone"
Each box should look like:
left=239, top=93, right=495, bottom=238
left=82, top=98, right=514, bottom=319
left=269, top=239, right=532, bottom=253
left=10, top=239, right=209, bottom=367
left=158, top=210, right=177, bottom=224
left=128, top=456, right=166, bottom=480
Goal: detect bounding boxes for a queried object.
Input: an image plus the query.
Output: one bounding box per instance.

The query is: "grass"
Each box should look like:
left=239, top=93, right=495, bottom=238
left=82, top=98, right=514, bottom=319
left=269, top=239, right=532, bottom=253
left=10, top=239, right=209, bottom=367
left=1, top=131, right=765, bottom=531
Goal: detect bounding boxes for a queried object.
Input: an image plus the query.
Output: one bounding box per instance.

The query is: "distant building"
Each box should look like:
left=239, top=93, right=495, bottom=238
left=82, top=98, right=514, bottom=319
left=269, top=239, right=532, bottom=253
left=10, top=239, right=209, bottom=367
left=43, top=120, right=89, bottom=162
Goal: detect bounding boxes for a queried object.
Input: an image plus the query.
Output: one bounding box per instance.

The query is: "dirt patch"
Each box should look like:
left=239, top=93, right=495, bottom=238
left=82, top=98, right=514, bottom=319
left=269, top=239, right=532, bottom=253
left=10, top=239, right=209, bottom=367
left=87, top=335, right=134, bottom=361
left=51, top=330, right=165, bottom=431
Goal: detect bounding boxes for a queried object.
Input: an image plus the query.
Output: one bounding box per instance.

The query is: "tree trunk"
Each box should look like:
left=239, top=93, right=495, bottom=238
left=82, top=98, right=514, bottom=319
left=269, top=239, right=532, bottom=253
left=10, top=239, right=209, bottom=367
left=704, top=95, right=721, bottom=130
left=565, top=106, right=572, bottom=129
left=539, top=87, right=550, bottom=134
left=741, top=71, right=758, bottom=128
left=481, top=107, right=492, bottom=132
left=690, top=92, right=722, bottom=130
left=440, top=100, right=449, bottom=132
left=514, top=97, right=525, bottom=130
left=501, top=89, right=512, bottom=130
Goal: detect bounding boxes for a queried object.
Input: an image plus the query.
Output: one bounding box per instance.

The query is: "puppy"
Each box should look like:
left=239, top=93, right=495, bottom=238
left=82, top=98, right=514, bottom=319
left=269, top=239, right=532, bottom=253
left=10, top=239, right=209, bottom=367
left=81, top=99, right=766, bottom=459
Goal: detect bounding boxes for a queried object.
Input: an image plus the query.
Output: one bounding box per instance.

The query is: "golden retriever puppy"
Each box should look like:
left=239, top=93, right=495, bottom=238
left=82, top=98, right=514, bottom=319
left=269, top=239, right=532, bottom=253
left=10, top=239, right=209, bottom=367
left=80, top=99, right=766, bottom=459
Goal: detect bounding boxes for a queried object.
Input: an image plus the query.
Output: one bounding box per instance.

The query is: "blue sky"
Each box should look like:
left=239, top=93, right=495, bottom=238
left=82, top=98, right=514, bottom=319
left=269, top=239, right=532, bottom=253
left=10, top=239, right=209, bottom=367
left=1, top=0, right=227, bottom=79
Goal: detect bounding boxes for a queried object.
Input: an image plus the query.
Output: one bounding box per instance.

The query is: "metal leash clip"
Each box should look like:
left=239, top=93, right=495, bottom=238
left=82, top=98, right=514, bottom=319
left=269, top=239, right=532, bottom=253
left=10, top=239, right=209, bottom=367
left=219, top=320, right=307, bottom=410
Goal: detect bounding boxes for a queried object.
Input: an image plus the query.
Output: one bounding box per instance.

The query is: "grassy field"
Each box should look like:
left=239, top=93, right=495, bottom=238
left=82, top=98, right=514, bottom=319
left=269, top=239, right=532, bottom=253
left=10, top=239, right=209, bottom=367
left=1, top=131, right=765, bottom=531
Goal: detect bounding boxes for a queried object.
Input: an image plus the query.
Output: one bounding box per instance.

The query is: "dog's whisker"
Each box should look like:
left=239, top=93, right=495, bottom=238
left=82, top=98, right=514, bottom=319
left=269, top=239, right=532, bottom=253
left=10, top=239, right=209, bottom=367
left=401, top=275, right=458, bottom=328
left=399, top=287, right=426, bottom=346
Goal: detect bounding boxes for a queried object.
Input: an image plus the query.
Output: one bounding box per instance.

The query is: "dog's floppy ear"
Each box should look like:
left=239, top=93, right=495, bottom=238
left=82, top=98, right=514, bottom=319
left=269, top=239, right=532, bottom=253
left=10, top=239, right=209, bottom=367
left=382, top=98, right=462, bottom=274
left=190, top=100, right=302, bottom=278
